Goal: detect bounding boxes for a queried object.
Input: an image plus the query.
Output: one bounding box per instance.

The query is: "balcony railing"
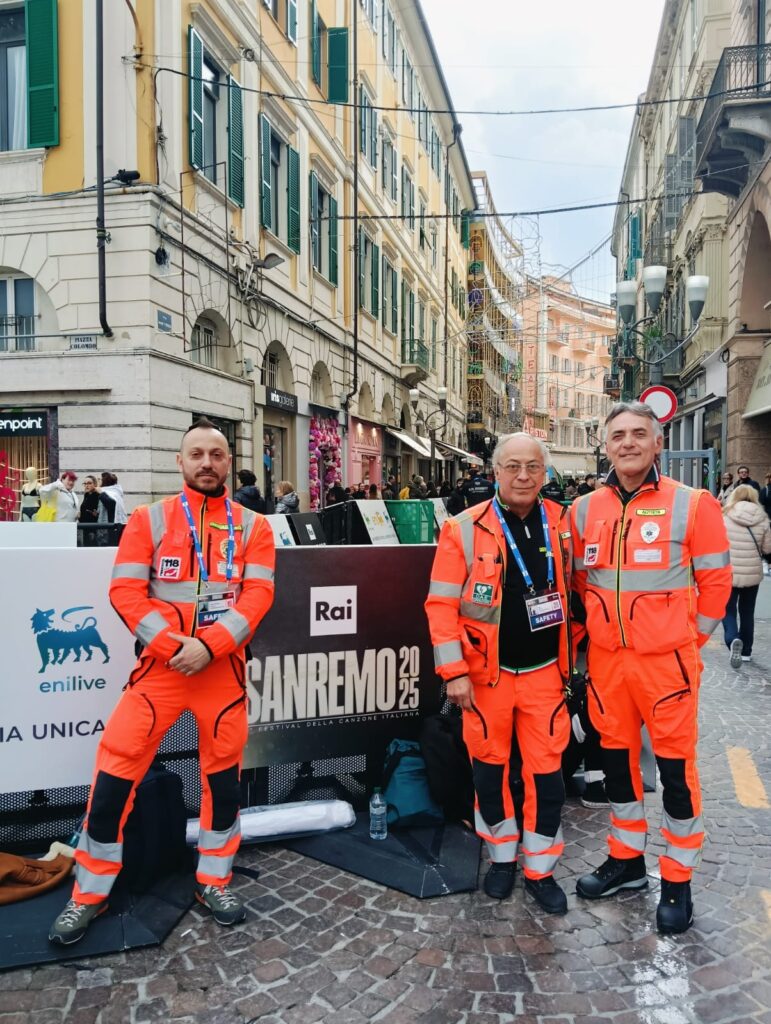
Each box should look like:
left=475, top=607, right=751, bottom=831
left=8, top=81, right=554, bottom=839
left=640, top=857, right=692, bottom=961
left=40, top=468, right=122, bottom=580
left=643, top=235, right=672, bottom=269
left=401, top=338, right=429, bottom=371
left=696, top=44, right=771, bottom=187
left=0, top=316, right=36, bottom=352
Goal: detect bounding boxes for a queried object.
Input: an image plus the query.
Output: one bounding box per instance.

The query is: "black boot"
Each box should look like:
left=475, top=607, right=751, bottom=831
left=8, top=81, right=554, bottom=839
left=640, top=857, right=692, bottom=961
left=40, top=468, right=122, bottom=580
left=523, top=875, right=568, bottom=914
left=656, top=880, right=693, bottom=934
left=576, top=855, right=648, bottom=899
left=483, top=862, right=517, bottom=899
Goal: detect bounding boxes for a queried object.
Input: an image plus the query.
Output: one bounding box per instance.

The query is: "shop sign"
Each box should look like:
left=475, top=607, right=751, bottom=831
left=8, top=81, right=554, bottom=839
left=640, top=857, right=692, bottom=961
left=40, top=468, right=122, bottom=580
left=266, top=388, right=298, bottom=413
left=351, top=418, right=381, bottom=450
left=0, top=411, right=48, bottom=437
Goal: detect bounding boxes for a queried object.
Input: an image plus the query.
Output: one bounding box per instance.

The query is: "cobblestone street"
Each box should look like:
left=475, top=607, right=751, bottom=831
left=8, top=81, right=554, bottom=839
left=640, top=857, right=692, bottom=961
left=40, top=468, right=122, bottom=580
left=2, top=582, right=769, bottom=1024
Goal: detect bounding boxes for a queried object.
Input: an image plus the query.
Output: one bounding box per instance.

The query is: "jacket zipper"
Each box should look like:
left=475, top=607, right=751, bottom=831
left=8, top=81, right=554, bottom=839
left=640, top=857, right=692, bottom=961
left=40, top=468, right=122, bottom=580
left=470, top=702, right=488, bottom=739
left=615, top=506, right=627, bottom=646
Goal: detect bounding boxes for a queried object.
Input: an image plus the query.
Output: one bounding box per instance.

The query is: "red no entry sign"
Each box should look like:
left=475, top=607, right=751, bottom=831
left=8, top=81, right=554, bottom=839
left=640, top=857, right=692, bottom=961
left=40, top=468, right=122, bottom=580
left=640, top=385, right=678, bottom=423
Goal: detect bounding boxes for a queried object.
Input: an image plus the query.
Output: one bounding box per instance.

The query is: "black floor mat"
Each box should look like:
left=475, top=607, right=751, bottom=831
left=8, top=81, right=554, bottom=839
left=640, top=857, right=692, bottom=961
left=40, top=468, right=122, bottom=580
left=0, top=872, right=195, bottom=972
left=284, top=818, right=481, bottom=898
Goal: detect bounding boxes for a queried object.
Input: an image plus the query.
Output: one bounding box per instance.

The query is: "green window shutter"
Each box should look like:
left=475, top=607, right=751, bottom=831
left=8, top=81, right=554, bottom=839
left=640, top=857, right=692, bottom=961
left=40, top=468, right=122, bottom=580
left=287, top=146, right=301, bottom=253
left=327, top=28, right=349, bottom=103
left=400, top=166, right=406, bottom=218
left=358, top=228, right=366, bottom=308
left=400, top=277, right=406, bottom=341
left=309, top=171, right=319, bottom=266
left=328, top=194, right=338, bottom=285
left=25, top=0, right=59, bottom=147
left=371, top=242, right=380, bottom=317
left=460, top=209, right=470, bottom=249
left=391, top=146, right=397, bottom=201
left=227, top=76, right=244, bottom=206
left=381, top=255, right=388, bottom=321
left=409, top=289, right=415, bottom=342
left=311, top=0, right=321, bottom=84
left=370, top=108, right=378, bottom=166
left=188, top=26, right=204, bottom=169
left=409, top=180, right=415, bottom=229
left=287, top=0, right=298, bottom=43
left=391, top=268, right=398, bottom=334
left=259, top=114, right=272, bottom=230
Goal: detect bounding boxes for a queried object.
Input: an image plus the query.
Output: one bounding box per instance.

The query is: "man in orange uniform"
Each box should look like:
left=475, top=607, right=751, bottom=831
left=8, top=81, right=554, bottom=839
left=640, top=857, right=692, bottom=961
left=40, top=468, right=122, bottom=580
left=425, top=433, right=579, bottom=914
left=49, top=418, right=275, bottom=945
left=571, top=402, right=731, bottom=934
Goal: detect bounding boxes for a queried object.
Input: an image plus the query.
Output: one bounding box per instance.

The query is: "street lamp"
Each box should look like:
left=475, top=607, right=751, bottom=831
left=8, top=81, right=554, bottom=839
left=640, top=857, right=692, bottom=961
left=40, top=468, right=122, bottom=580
left=411, top=387, right=448, bottom=473
left=614, top=267, right=709, bottom=391
left=584, top=417, right=603, bottom=478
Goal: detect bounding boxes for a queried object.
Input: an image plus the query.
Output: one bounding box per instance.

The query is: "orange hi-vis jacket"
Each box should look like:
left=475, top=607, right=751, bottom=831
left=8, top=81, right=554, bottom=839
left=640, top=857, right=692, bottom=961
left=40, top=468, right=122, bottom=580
left=570, top=468, right=731, bottom=655
left=109, top=484, right=275, bottom=661
left=425, top=497, right=578, bottom=687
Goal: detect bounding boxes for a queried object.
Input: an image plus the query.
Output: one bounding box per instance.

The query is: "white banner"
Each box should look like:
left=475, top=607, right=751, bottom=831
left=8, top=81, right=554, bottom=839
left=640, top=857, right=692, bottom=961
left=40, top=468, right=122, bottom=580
left=0, top=548, right=135, bottom=792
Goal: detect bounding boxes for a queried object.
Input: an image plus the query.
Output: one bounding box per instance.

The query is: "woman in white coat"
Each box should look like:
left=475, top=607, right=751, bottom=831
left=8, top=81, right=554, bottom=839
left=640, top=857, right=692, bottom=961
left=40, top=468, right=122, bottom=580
left=39, top=471, right=80, bottom=523
left=722, top=485, right=771, bottom=667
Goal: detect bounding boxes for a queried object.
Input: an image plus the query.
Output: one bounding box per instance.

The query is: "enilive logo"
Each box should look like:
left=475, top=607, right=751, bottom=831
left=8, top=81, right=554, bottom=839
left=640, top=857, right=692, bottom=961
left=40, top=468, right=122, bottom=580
left=0, top=416, right=43, bottom=432
left=310, top=586, right=357, bottom=636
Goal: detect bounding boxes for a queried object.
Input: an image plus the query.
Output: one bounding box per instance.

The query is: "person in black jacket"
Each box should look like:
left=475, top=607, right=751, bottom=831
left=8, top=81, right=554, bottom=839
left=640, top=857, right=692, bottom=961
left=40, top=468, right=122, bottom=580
left=446, top=478, right=466, bottom=516
left=462, top=469, right=495, bottom=506
left=760, top=472, right=771, bottom=520
left=234, top=470, right=267, bottom=513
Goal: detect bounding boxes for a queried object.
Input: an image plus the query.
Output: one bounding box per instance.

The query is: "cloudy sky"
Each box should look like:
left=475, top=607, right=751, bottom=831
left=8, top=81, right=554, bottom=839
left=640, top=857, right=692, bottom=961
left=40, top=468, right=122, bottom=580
left=420, top=0, right=667, bottom=301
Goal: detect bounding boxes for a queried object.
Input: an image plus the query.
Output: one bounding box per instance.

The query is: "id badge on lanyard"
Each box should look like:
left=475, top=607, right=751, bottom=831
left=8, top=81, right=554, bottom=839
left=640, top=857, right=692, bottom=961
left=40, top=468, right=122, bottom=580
left=196, top=590, right=237, bottom=629
left=524, top=590, right=565, bottom=632
left=180, top=493, right=236, bottom=629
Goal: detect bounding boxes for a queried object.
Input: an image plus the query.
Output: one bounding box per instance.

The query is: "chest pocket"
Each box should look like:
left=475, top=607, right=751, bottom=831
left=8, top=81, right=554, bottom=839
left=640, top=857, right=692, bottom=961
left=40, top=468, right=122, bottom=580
left=206, top=527, right=245, bottom=580
left=582, top=519, right=615, bottom=569
left=155, top=530, right=193, bottom=581
left=463, top=552, right=503, bottom=608
left=625, top=515, right=673, bottom=569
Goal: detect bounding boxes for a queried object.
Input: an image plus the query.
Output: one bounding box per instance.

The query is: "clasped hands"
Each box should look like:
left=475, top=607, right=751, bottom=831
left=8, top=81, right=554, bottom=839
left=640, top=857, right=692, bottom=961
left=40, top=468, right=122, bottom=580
left=167, top=633, right=213, bottom=676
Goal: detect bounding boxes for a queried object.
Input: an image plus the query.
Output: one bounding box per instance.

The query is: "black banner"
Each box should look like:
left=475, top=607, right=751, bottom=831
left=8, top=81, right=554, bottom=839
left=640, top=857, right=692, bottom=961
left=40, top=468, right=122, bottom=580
left=244, top=545, right=441, bottom=767
left=0, top=411, right=48, bottom=437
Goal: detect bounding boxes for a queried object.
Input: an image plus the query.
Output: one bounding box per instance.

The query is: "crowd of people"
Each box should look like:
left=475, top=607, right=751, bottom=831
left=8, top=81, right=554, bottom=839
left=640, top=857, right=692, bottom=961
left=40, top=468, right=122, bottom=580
left=24, top=470, right=129, bottom=524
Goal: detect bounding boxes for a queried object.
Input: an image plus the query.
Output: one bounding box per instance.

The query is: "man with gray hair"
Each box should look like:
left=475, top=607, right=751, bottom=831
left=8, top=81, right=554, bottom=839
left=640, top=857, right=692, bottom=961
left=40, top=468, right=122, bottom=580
left=425, top=432, right=578, bottom=915
left=570, top=401, right=731, bottom=934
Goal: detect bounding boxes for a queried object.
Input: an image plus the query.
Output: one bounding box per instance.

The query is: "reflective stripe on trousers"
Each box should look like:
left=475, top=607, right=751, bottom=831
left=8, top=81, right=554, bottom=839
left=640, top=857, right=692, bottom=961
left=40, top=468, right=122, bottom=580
left=474, top=810, right=519, bottom=863
left=521, top=827, right=564, bottom=878
left=608, top=799, right=648, bottom=856
left=660, top=810, right=705, bottom=874
left=197, top=819, right=242, bottom=883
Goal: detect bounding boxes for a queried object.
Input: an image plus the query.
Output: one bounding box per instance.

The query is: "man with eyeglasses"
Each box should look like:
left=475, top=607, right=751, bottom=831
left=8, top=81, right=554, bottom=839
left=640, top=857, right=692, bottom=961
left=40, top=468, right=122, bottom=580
left=570, top=402, right=731, bottom=934
left=425, top=433, right=578, bottom=915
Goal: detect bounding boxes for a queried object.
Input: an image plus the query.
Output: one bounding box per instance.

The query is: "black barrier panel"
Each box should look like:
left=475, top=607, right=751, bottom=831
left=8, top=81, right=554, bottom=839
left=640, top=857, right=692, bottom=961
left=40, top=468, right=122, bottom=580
left=288, top=512, right=326, bottom=546
left=244, top=545, right=442, bottom=768
left=77, top=524, right=125, bottom=547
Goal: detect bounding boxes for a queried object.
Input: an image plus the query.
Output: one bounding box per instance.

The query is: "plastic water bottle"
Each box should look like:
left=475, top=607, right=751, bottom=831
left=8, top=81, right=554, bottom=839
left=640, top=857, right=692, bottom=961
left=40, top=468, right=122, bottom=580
left=369, top=787, right=388, bottom=840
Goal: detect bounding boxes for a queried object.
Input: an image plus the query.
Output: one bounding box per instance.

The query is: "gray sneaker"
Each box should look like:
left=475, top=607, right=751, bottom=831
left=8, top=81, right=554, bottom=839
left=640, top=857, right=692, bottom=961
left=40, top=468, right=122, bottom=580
left=195, top=883, right=246, bottom=926
left=48, top=899, right=107, bottom=945
left=730, top=638, right=743, bottom=669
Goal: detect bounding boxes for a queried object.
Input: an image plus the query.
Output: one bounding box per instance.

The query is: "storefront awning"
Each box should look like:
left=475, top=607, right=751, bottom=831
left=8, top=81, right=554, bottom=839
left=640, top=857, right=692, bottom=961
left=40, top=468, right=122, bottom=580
left=435, top=441, right=484, bottom=466
left=743, top=343, right=771, bottom=419
left=385, top=428, right=434, bottom=459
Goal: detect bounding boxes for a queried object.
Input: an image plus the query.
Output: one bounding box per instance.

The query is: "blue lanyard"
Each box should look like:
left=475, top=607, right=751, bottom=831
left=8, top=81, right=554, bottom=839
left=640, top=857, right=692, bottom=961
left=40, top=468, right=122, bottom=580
left=180, top=493, right=235, bottom=585
left=492, top=495, right=554, bottom=593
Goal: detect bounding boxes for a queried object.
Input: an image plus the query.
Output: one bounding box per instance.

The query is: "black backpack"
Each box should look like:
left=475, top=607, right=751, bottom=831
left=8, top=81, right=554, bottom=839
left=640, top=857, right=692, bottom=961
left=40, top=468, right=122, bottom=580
left=114, top=761, right=190, bottom=893
left=419, top=712, right=475, bottom=825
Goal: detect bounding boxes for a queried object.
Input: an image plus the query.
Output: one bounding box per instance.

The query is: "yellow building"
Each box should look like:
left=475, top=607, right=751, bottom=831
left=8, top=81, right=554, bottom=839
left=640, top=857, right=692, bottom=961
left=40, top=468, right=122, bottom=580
left=0, top=0, right=474, bottom=511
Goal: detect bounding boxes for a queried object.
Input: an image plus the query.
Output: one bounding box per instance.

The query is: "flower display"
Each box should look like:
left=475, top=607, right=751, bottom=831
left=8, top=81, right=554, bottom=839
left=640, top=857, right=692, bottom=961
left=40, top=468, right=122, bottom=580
left=308, top=415, right=342, bottom=510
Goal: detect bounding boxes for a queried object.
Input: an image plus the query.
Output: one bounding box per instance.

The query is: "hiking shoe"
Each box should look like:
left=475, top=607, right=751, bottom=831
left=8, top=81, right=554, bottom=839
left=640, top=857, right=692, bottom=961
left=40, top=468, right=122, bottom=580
left=195, top=883, right=246, bottom=925
left=524, top=874, right=567, bottom=914
left=483, top=862, right=517, bottom=900
left=576, top=855, right=648, bottom=899
left=580, top=781, right=609, bottom=808
left=656, top=879, right=693, bottom=934
left=730, top=638, right=743, bottom=669
left=48, top=899, right=107, bottom=945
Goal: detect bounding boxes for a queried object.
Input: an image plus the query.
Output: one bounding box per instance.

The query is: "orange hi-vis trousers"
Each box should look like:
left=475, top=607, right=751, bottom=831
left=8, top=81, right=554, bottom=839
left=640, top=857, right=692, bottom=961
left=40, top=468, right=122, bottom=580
left=73, top=653, right=248, bottom=904
left=587, top=643, right=704, bottom=883
left=461, top=663, right=571, bottom=879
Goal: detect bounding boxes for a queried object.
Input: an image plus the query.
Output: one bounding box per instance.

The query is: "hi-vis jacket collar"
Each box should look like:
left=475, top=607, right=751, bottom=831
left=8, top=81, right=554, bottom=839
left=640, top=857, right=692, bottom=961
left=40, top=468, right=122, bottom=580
left=181, top=482, right=231, bottom=513
left=604, top=463, right=660, bottom=496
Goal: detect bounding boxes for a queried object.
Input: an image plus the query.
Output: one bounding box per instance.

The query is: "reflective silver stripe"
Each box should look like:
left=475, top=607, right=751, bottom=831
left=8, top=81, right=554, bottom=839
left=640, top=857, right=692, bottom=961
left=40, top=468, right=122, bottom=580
left=485, top=840, right=520, bottom=862
left=669, top=485, right=692, bottom=567
left=663, top=844, right=702, bottom=868
left=692, top=550, right=730, bottom=570
left=428, top=580, right=464, bottom=599
left=573, top=493, right=590, bottom=538
left=458, top=515, right=475, bottom=574
left=610, top=824, right=647, bottom=852
left=112, top=562, right=151, bottom=581
left=78, top=832, right=122, bottom=864
left=216, top=608, right=251, bottom=646
left=148, top=500, right=167, bottom=549
left=149, top=580, right=199, bottom=603
left=574, top=556, right=586, bottom=571
left=522, top=850, right=561, bottom=874
left=196, top=853, right=234, bottom=880
left=241, top=507, right=257, bottom=547
left=696, top=613, right=721, bottom=636
left=610, top=800, right=646, bottom=822
left=135, top=610, right=171, bottom=646
left=661, top=812, right=705, bottom=838
left=74, top=865, right=119, bottom=897
left=475, top=811, right=518, bottom=843
left=198, top=820, right=240, bottom=852
left=434, top=640, right=463, bottom=668
left=521, top=827, right=563, bottom=854
left=242, top=563, right=274, bottom=581
left=587, top=566, right=690, bottom=591
left=459, top=599, right=499, bottom=624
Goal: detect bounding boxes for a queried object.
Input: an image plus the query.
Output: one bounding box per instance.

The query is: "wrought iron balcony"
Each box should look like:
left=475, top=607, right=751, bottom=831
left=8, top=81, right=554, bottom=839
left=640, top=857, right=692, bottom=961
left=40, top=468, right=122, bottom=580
left=696, top=44, right=771, bottom=197
left=603, top=374, right=621, bottom=398
left=643, top=235, right=673, bottom=269
left=400, top=338, right=429, bottom=387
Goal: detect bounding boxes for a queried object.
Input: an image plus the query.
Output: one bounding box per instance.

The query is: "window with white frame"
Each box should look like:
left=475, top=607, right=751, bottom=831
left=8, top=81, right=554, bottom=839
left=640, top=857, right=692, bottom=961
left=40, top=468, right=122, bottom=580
left=382, top=256, right=398, bottom=334
left=360, top=0, right=376, bottom=29
left=0, top=275, right=35, bottom=352
left=431, top=223, right=438, bottom=270
left=263, top=0, right=298, bottom=43
left=381, top=1, right=396, bottom=72
left=419, top=198, right=427, bottom=250
left=401, top=165, right=415, bottom=228
left=402, top=52, right=413, bottom=114
left=0, top=7, right=26, bottom=152
left=259, top=115, right=301, bottom=254
left=358, top=230, right=379, bottom=318
left=310, top=172, right=339, bottom=284
left=191, top=317, right=217, bottom=368
left=381, top=134, right=397, bottom=201
left=575, top=361, right=584, bottom=377
left=262, top=350, right=279, bottom=389
left=562, top=357, right=571, bottom=373
left=549, top=353, right=558, bottom=371
left=359, top=86, right=377, bottom=166
left=431, top=315, right=438, bottom=369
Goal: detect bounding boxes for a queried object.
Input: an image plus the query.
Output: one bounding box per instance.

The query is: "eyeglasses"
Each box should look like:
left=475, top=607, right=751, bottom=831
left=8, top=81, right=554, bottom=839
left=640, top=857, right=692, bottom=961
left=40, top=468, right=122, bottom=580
left=498, top=462, right=544, bottom=476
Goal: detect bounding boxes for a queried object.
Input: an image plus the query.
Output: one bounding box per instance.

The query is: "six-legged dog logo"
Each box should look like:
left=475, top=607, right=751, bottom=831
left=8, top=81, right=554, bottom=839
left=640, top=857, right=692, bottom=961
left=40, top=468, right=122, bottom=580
left=31, top=606, right=110, bottom=674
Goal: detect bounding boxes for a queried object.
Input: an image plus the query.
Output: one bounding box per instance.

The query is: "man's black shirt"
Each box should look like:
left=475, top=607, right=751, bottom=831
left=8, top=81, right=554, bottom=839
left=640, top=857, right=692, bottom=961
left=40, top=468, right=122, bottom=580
left=463, top=475, right=495, bottom=506
left=497, top=501, right=560, bottom=670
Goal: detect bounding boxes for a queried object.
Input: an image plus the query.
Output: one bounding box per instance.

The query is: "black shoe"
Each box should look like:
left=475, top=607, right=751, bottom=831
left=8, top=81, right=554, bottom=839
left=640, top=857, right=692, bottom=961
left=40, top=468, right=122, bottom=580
left=576, top=855, right=648, bottom=899
left=483, top=862, right=517, bottom=899
left=524, top=874, right=568, bottom=914
left=580, top=781, right=609, bottom=808
left=656, top=880, right=693, bottom=934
